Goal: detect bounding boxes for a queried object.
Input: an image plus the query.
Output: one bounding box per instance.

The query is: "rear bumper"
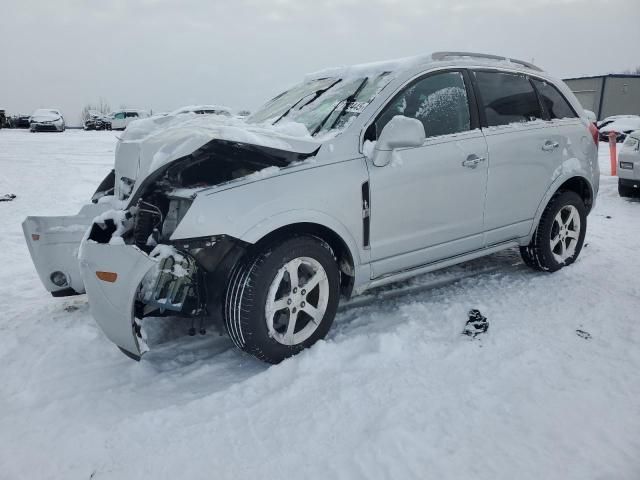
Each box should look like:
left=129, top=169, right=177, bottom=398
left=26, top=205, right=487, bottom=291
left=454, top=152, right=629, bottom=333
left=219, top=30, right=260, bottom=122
left=619, top=178, right=640, bottom=190
left=79, top=242, right=158, bottom=358
left=22, top=203, right=111, bottom=295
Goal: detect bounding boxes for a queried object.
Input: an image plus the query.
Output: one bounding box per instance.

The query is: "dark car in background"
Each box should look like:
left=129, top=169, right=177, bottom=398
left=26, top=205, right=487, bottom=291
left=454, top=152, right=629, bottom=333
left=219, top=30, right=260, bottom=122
left=84, top=111, right=112, bottom=131
left=597, top=115, right=640, bottom=143
left=15, top=115, right=31, bottom=128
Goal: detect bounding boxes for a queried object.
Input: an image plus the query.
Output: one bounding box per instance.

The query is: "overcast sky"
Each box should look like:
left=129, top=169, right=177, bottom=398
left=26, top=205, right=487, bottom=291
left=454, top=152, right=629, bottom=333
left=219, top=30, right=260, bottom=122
left=1, top=0, right=638, bottom=124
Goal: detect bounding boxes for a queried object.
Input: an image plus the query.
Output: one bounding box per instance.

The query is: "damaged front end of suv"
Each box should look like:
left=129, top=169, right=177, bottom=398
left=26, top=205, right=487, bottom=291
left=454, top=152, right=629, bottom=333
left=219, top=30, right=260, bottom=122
left=26, top=68, right=397, bottom=362
left=78, top=122, right=319, bottom=359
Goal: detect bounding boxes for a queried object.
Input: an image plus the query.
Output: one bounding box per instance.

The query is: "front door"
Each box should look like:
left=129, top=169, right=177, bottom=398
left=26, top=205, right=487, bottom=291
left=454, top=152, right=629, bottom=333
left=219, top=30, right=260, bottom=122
left=366, top=70, right=489, bottom=278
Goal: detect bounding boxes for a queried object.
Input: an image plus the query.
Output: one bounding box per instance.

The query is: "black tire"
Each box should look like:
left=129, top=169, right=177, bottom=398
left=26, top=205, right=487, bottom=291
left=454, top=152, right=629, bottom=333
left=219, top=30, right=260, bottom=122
left=520, top=191, right=587, bottom=272
left=224, top=236, right=341, bottom=363
left=618, top=180, right=634, bottom=198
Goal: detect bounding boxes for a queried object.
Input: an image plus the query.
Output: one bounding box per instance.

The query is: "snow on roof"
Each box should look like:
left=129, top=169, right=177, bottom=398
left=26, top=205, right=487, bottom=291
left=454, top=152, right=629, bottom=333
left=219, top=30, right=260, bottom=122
left=305, top=51, right=542, bottom=80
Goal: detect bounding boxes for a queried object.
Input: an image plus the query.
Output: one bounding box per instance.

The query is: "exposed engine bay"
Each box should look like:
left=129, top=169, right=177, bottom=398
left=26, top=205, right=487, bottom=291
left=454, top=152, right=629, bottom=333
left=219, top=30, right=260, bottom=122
left=85, top=139, right=317, bottom=331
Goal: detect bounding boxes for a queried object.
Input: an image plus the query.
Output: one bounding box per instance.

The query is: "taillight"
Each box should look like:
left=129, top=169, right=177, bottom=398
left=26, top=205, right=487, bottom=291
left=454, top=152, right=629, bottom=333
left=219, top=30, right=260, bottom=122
left=588, top=123, right=599, bottom=148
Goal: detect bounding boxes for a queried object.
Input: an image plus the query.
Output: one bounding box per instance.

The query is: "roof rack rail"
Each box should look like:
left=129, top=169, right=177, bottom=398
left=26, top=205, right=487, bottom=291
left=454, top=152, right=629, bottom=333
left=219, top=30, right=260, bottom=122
left=432, top=51, right=542, bottom=72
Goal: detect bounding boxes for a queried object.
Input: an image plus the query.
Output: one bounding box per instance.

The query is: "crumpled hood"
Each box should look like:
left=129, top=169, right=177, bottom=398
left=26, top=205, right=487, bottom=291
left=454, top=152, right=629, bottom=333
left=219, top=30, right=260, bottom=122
left=114, top=113, right=321, bottom=200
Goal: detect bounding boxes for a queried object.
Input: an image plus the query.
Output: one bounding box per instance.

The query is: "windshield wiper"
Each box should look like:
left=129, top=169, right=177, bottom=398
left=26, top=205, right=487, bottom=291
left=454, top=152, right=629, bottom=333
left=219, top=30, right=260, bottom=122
left=273, top=79, right=342, bottom=125
left=312, top=77, right=368, bottom=136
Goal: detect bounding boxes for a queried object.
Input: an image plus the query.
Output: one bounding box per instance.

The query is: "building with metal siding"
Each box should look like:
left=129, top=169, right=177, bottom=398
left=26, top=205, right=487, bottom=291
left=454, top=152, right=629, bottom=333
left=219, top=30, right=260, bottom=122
left=563, top=74, right=640, bottom=120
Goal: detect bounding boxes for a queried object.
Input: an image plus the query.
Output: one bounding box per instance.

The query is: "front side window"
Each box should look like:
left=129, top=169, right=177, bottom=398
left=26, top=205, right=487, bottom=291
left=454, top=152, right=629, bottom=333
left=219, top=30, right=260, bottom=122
left=531, top=79, right=577, bottom=120
left=114, top=112, right=125, bottom=120
left=373, top=71, right=471, bottom=139
left=475, top=71, right=542, bottom=126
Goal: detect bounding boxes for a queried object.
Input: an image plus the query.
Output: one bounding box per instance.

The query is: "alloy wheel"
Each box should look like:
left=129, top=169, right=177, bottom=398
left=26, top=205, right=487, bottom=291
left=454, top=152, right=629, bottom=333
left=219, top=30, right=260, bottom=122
left=265, top=257, right=329, bottom=346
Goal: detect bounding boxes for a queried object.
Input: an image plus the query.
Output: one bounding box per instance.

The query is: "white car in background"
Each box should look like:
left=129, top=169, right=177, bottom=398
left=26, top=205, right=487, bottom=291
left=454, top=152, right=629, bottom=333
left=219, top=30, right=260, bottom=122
left=29, top=109, right=65, bottom=132
left=618, top=130, right=640, bottom=197
left=598, top=115, right=640, bottom=143
left=110, top=109, right=150, bottom=130
left=172, top=105, right=232, bottom=116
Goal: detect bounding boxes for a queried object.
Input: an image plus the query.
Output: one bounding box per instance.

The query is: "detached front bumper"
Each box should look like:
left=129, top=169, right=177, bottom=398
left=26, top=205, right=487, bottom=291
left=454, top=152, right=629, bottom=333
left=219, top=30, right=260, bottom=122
left=22, top=203, right=111, bottom=296
left=80, top=242, right=158, bottom=359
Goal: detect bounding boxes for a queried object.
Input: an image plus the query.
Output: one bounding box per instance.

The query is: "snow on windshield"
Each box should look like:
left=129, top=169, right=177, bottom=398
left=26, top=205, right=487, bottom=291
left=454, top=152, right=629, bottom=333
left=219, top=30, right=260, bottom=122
left=247, top=72, right=395, bottom=137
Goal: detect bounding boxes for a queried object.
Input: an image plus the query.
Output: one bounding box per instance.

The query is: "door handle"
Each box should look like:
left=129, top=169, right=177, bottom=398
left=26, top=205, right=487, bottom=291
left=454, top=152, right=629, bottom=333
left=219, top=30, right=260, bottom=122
left=462, top=154, right=486, bottom=169
left=542, top=140, right=559, bottom=151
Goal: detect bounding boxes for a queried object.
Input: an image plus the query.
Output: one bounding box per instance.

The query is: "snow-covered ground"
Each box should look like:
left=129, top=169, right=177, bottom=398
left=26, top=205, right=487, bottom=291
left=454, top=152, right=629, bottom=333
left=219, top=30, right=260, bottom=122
left=0, top=130, right=638, bottom=479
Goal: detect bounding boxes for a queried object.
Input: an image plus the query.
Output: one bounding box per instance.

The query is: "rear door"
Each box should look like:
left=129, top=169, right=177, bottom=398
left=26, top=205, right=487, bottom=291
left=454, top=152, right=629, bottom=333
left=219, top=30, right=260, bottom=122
left=366, top=70, right=489, bottom=277
left=530, top=77, right=593, bottom=181
left=471, top=70, right=562, bottom=245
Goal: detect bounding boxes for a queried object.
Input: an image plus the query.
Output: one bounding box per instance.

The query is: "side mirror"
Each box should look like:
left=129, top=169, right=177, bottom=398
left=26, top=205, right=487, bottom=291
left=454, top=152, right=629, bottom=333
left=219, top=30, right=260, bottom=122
left=371, top=116, right=426, bottom=167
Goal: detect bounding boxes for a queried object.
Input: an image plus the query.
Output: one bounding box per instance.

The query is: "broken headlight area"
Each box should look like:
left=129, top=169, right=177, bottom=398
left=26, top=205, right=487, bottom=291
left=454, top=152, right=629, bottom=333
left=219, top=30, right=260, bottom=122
left=86, top=193, right=193, bottom=251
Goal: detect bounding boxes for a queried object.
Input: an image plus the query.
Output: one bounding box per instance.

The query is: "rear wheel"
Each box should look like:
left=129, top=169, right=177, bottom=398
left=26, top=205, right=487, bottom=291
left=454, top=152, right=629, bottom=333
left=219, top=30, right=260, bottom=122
left=520, top=191, right=587, bottom=272
left=224, top=236, right=340, bottom=363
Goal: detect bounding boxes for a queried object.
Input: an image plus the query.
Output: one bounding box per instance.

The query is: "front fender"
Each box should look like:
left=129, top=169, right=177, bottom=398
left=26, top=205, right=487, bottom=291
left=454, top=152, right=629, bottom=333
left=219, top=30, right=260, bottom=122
left=169, top=158, right=369, bottom=264
left=240, top=209, right=365, bottom=265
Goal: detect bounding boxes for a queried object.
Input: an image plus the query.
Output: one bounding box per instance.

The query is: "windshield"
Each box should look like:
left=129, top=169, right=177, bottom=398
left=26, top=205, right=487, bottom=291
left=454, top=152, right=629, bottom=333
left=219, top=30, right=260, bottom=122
left=247, top=72, right=393, bottom=136
left=32, top=109, right=59, bottom=117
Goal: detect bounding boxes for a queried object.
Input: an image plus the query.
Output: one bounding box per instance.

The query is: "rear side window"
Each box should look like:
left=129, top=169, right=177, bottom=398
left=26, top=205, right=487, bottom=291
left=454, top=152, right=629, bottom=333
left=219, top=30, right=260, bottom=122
left=374, top=71, right=471, bottom=139
left=125, top=112, right=138, bottom=118
left=531, top=79, right=577, bottom=120
left=474, top=71, right=542, bottom=126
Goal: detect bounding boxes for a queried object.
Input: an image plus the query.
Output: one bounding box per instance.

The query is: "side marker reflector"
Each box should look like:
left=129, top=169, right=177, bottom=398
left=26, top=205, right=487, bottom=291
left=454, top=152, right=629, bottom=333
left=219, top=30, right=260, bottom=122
left=96, top=271, right=118, bottom=283
left=32, top=234, right=40, bottom=241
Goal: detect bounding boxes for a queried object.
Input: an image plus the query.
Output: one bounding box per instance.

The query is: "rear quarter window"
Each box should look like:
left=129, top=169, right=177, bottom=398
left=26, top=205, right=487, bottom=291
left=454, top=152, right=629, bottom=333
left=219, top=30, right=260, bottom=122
left=474, top=71, right=542, bottom=127
left=531, top=79, right=577, bottom=120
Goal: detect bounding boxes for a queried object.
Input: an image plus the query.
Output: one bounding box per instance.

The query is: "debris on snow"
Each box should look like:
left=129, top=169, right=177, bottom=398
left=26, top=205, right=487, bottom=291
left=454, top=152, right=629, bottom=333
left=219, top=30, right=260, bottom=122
left=576, top=329, right=592, bottom=340
left=463, top=309, right=489, bottom=337
left=0, top=193, right=16, bottom=202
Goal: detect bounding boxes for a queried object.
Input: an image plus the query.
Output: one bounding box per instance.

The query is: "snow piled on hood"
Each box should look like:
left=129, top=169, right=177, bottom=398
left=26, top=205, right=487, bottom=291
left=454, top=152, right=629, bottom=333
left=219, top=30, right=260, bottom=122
left=122, top=111, right=312, bottom=145
left=118, top=111, right=319, bottom=177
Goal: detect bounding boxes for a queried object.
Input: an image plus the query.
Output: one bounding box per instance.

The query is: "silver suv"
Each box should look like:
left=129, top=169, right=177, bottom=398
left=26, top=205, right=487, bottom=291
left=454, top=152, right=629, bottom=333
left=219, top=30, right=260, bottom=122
left=23, top=52, right=599, bottom=363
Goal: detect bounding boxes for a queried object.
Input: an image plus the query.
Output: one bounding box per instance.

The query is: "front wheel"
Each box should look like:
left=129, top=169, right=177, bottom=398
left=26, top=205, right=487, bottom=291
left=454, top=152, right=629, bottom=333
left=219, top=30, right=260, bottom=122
left=520, top=190, right=587, bottom=272
left=224, top=236, right=340, bottom=363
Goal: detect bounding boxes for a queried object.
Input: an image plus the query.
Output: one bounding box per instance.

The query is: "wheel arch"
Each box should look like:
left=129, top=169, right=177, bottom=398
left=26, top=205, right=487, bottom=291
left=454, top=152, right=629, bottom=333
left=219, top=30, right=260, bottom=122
left=557, top=176, right=594, bottom=214
left=245, top=219, right=360, bottom=298
left=529, top=174, right=595, bottom=240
